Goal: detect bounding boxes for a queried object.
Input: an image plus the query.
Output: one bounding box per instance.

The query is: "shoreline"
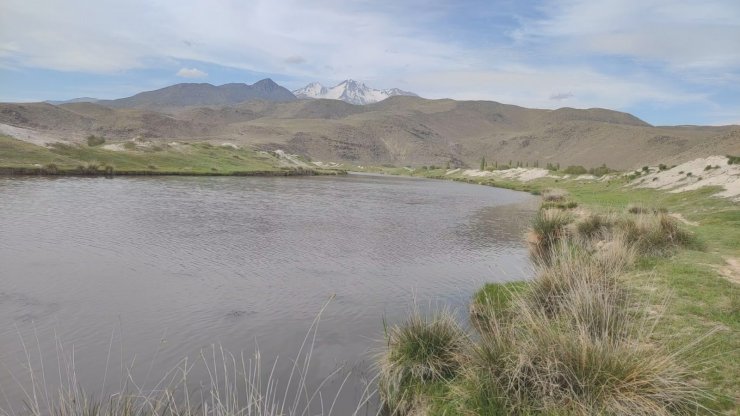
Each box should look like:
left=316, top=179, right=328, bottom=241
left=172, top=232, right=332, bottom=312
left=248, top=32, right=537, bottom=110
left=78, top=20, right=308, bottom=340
left=0, top=166, right=347, bottom=178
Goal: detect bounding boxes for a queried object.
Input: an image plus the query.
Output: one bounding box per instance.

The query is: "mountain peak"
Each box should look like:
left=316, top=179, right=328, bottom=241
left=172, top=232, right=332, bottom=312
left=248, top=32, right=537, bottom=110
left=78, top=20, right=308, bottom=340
left=293, top=80, right=417, bottom=105
left=100, top=79, right=296, bottom=108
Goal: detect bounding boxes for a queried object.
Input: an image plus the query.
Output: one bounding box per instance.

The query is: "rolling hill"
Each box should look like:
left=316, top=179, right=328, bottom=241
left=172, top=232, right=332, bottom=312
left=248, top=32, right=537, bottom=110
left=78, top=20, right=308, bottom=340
left=1, top=94, right=738, bottom=170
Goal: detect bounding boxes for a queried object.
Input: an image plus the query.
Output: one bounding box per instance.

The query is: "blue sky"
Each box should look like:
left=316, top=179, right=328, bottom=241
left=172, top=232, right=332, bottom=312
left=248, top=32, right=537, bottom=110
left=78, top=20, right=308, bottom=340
left=1, top=0, right=739, bottom=125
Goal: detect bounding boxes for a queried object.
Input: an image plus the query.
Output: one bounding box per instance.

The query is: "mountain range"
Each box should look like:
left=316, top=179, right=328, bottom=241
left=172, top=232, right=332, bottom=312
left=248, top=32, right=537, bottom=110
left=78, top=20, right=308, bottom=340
left=2, top=79, right=738, bottom=169
left=46, top=79, right=417, bottom=108
left=292, top=79, right=417, bottom=105
left=98, top=79, right=296, bottom=109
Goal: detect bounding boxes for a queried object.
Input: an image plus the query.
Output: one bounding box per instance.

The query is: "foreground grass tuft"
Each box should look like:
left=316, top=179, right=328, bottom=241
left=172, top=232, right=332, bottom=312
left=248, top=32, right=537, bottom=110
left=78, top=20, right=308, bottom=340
left=378, top=308, right=468, bottom=415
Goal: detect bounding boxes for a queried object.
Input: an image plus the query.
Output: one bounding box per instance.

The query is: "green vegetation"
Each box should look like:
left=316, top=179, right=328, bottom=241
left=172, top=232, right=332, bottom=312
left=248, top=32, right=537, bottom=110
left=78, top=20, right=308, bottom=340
left=562, top=165, right=588, bottom=174
left=379, top=199, right=721, bottom=414
left=86, top=134, right=106, bottom=146
left=370, top=165, right=738, bottom=414
left=379, top=308, right=469, bottom=415
left=727, top=154, right=740, bottom=165
left=0, top=136, right=340, bottom=176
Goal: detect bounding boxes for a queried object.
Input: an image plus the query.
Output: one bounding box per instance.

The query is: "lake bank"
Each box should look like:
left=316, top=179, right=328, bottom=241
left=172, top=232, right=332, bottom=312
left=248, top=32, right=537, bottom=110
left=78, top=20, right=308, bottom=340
left=0, top=135, right=344, bottom=177
left=362, top=164, right=739, bottom=413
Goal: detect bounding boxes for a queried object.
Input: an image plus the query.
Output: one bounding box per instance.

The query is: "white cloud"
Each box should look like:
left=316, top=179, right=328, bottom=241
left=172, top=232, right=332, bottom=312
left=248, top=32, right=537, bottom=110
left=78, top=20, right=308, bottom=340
left=405, top=67, right=707, bottom=111
left=0, top=0, right=736, bottom=123
left=176, top=67, right=207, bottom=78
left=514, top=0, right=740, bottom=71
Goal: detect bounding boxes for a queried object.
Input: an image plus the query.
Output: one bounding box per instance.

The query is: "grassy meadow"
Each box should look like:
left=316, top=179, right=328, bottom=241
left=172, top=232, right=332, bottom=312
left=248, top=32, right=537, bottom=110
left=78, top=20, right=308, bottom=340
left=0, top=135, right=336, bottom=176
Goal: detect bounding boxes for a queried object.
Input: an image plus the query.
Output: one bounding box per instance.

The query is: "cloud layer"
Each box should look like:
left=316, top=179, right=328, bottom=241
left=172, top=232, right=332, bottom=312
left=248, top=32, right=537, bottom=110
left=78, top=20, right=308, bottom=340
left=1, top=0, right=738, bottom=124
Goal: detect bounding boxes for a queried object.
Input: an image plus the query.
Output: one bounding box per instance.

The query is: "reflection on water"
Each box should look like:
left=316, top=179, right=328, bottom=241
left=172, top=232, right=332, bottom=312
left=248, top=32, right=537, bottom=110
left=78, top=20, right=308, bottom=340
left=0, top=173, right=536, bottom=412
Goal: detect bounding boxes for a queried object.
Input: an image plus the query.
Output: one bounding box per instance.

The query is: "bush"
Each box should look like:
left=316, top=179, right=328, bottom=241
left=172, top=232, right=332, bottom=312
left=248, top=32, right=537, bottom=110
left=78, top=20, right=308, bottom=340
left=379, top=308, right=468, bottom=415
left=86, top=135, right=106, bottom=146
left=727, top=155, right=740, bottom=165
left=44, top=163, right=59, bottom=174
left=123, top=141, right=136, bottom=150
left=588, top=164, right=611, bottom=176
left=658, top=164, right=668, bottom=171
left=563, top=165, right=587, bottom=175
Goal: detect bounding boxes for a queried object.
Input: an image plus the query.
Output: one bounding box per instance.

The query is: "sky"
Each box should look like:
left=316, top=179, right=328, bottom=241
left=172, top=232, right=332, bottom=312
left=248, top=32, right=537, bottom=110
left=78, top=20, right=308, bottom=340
left=1, top=0, right=739, bottom=125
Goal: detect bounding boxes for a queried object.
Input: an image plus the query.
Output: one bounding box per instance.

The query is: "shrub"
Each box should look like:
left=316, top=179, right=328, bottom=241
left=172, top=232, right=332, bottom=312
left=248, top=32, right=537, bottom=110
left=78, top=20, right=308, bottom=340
left=77, top=161, right=100, bottom=174
left=86, top=134, right=105, bottom=146
left=563, top=165, right=587, bottom=175
left=588, top=164, right=611, bottom=176
left=123, top=141, right=136, bottom=150
left=44, top=163, right=59, bottom=174
left=658, top=164, right=668, bottom=171
left=379, top=308, right=468, bottom=415
left=727, top=155, right=740, bottom=165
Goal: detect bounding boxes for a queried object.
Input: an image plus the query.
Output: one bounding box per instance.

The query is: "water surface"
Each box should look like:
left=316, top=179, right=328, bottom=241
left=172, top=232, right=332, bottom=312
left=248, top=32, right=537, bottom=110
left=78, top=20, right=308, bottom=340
left=0, top=173, right=536, bottom=412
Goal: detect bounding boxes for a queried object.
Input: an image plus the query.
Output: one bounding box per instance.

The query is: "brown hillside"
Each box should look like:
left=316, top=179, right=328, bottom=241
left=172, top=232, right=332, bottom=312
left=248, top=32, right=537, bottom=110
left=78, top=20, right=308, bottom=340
left=1, top=97, right=737, bottom=169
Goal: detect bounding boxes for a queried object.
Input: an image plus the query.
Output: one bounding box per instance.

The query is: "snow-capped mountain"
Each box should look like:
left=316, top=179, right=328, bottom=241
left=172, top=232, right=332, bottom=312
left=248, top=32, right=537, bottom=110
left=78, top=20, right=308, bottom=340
left=292, top=79, right=417, bottom=105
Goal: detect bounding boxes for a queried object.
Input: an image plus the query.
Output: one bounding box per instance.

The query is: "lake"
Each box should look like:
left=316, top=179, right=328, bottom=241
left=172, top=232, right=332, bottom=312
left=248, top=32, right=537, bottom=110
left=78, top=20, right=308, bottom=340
left=0, top=173, right=536, bottom=414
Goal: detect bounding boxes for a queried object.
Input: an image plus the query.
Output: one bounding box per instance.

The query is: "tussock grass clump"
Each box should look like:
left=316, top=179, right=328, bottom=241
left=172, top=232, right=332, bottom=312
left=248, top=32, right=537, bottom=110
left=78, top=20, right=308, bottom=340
left=540, top=200, right=578, bottom=210
left=379, top=308, right=468, bottom=415
left=466, top=317, right=703, bottom=415
left=618, top=213, right=695, bottom=255
left=528, top=209, right=574, bottom=264
left=542, top=188, right=569, bottom=202
left=627, top=203, right=668, bottom=215
left=524, top=241, right=634, bottom=320
left=574, top=212, right=611, bottom=240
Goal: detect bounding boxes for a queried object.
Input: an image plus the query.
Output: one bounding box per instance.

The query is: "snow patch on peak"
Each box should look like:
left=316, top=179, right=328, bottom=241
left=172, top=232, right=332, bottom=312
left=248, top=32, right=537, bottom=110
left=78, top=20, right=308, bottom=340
left=292, top=80, right=418, bottom=105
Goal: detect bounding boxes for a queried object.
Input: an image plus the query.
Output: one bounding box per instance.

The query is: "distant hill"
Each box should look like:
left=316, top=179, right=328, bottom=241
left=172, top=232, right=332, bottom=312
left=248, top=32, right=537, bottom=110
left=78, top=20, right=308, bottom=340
left=1, top=95, right=738, bottom=170
left=46, top=97, right=100, bottom=105
left=98, top=79, right=296, bottom=109
left=293, top=79, right=417, bottom=104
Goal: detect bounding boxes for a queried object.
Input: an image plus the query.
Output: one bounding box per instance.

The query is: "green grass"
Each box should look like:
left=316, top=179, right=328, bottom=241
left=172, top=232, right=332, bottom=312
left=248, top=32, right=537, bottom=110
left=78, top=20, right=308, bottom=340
left=368, top=166, right=738, bottom=414
left=379, top=308, right=469, bottom=415
left=0, top=136, right=340, bottom=176
left=469, top=281, right=529, bottom=331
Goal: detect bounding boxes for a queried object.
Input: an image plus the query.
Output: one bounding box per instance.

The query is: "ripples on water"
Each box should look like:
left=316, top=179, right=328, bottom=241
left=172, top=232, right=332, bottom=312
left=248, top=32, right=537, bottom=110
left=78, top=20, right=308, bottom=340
left=0, top=173, right=536, bottom=412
